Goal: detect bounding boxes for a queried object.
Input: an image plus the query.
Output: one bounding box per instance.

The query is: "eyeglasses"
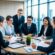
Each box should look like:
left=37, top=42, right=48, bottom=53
left=27, top=20, right=32, bottom=21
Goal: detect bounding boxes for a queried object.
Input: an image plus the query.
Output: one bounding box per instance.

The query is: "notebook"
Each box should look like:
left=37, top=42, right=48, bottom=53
left=8, top=43, right=25, bottom=48
left=24, top=46, right=38, bottom=52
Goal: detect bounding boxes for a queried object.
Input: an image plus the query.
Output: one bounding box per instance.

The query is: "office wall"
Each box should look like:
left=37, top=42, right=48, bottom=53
left=0, top=1, right=24, bottom=17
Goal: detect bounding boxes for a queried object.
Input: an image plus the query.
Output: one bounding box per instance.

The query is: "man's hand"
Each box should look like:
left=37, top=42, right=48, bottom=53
left=28, top=34, right=32, bottom=36
left=16, top=34, right=19, bottom=36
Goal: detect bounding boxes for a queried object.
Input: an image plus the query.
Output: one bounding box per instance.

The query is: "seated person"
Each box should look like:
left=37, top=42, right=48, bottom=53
left=4, top=16, right=15, bottom=36
left=32, top=17, right=55, bottom=54
left=0, top=31, right=9, bottom=55
left=21, top=16, right=37, bottom=36
left=0, top=16, right=5, bottom=37
left=38, top=17, right=53, bottom=38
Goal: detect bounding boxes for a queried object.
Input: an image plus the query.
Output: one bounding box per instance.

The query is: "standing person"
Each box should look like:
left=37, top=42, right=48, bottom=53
left=13, top=9, right=25, bottom=36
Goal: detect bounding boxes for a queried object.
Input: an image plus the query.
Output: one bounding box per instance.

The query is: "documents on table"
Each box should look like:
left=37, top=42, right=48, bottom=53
left=9, top=36, right=21, bottom=44
left=8, top=43, right=25, bottom=48
left=38, top=41, right=49, bottom=47
left=24, top=46, right=38, bottom=52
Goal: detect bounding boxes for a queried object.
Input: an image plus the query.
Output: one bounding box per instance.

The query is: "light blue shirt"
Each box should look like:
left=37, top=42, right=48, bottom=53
left=4, top=23, right=15, bottom=36
left=0, top=26, right=5, bottom=37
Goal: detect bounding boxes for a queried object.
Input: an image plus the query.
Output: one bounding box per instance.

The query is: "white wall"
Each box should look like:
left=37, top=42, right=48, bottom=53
left=0, top=1, right=24, bottom=18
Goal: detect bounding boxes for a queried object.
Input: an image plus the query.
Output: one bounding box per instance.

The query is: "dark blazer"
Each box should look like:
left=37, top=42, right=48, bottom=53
left=13, top=15, right=25, bottom=34
left=0, top=31, right=9, bottom=54
left=21, top=23, right=37, bottom=35
left=38, top=25, right=53, bottom=37
left=37, top=29, right=55, bottom=53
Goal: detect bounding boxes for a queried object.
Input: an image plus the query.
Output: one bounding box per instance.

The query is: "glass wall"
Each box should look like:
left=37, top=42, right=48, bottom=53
left=25, top=0, right=55, bottom=33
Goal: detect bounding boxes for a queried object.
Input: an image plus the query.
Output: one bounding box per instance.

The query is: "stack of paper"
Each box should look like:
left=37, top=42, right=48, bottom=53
left=8, top=43, right=25, bottom=48
left=24, top=46, right=38, bottom=52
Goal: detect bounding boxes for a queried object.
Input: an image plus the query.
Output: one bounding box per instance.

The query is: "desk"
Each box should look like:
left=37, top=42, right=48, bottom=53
left=3, top=36, right=47, bottom=55
left=4, top=47, right=46, bottom=55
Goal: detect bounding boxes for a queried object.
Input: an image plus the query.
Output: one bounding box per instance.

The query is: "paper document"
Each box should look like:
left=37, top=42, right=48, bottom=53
left=8, top=43, right=25, bottom=48
left=36, top=37, right=43, bottom=41
left=9, top=37, right=21, bottom=44
left=24, top=46, right=38, bottom=52
left=38, top=41, right=49, bottom=47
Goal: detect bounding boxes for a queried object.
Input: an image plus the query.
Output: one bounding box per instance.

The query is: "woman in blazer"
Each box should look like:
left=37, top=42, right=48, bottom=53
left=32, top=17, right=55, bottom=54
left=38, top=17, right=53, bottom=37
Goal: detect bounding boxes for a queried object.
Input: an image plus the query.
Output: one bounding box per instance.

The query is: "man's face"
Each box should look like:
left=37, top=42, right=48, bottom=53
left=7, top=18, right=13, bottom=25
left=17, top=10, right=23, bottom=16
left=27, top=18, right=32, bottom=24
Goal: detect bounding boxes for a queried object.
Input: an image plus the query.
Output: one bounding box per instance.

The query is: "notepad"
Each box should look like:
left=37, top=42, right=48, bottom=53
left=8, top=43, right=25, bottom=48
left=9, top=37, right=21, bottom=44
left=24, top=46, right=38, bottom=52
left=38, top=41, right=49, bottom=47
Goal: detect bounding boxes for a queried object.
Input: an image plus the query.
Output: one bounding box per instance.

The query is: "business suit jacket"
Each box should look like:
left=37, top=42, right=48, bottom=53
left=21, top=23, right=37, bottom=35
left=38, top=25, right=53, bottom=37
left=13, top=15, right=25, bottom=34
left=37, top=29, right=55, bottom=53
left=0, top=31, right=9, bottom=54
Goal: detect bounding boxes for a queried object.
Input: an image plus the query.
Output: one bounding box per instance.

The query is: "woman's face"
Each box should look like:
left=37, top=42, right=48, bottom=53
left=43, top=19, right=48, bottom=26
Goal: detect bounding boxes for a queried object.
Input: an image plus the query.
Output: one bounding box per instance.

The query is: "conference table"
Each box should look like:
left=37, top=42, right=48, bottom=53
left=3, top=35, right=52, bottom=55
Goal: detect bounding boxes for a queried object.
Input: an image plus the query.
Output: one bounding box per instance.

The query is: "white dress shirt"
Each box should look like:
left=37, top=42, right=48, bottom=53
left=44, top=26, right=48, bottom=36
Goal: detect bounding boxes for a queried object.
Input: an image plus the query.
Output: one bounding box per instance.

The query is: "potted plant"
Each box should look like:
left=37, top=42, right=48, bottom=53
left=26, top=35, right=32, bottom=45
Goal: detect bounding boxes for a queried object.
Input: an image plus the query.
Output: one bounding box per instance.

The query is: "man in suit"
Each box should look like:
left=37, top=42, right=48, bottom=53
left=13, top=9, right=25, bottom=36
left=21, top=16, right=37, bottom=36
left=0, top=16, right=9, bottom=55
left=32, top=17, right=55, bottom=54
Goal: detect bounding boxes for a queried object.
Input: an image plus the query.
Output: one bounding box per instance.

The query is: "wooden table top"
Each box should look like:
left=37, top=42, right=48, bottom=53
left=4, top=47, right=46, bottom=54
left=3, top=36, right=47, bottom=55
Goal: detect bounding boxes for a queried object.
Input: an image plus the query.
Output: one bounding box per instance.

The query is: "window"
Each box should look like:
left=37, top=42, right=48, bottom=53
left=40, top=4, right=47, bottom=20
left=28, top=7, right=31, bottom=16
left=28, top=0, right=31, bottom=6
left=32, top=0, right=38, bottom=5
left=32, top=6, right=38, bottom=31
left=24, top=2, right=28, bottom=22
left=40, top=0, right=47, bottom=3
left=50, top=0, right=55, bottom=1
left=32, top=6, right=38, bottom=23
left=49, top=2, right=55, bottom=19
left=40, top=4, right=47, bottom=29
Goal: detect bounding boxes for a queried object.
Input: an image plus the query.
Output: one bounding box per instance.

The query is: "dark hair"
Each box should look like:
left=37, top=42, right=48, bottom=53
left=53, top=17, right=55, bottom=24
left=27, top=16, right=33, bottom=20
left=6, top=15, right=12, bottom=21
left=0, top=16, right=4, bottom=22
left=43, top=17, right=51, bottom=26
